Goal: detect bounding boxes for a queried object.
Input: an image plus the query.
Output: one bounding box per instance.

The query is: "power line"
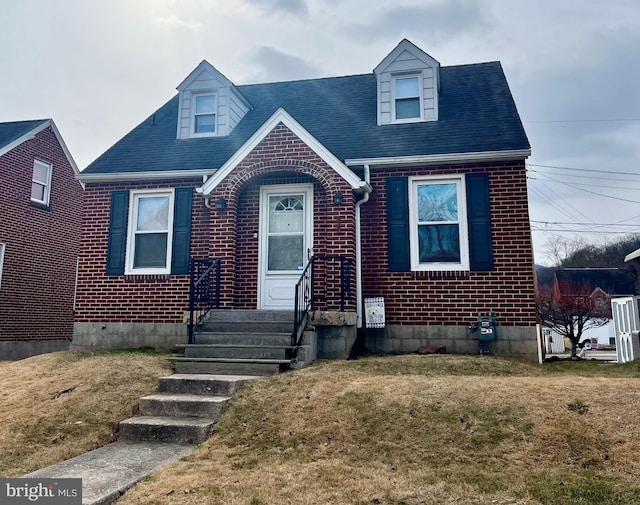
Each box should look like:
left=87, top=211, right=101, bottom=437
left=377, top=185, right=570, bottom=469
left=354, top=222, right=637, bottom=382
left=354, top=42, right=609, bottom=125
left=532, top=220, right=640, bottom=227
left=527, top=163, right=640, bottom=177
left=524, top=118, right=640, bottom=123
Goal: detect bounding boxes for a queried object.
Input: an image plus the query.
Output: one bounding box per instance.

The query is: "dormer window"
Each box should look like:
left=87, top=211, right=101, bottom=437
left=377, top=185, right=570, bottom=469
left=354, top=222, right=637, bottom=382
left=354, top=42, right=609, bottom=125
left=394, top=75, right=421, bottom=121
left=374, top=39, right=440, bottom=126
left=193, top=94, right=216, bottom=135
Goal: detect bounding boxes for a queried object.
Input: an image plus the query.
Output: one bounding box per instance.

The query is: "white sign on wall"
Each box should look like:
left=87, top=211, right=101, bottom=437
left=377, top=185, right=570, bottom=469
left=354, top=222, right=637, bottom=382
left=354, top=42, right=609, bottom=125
left=365, top=297, right=385, bottom=328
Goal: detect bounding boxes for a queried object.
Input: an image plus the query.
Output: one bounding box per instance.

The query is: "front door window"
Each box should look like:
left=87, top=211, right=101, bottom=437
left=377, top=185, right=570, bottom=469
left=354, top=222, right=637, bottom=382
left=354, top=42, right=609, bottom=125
left=267, top=195, right=305, bottom=271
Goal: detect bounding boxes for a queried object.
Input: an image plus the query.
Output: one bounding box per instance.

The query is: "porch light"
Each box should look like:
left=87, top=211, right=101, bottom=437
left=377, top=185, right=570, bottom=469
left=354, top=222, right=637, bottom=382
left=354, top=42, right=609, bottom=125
left=333, top=192, right=344, bottom=205
left=214, top=197, right=227, bottom=211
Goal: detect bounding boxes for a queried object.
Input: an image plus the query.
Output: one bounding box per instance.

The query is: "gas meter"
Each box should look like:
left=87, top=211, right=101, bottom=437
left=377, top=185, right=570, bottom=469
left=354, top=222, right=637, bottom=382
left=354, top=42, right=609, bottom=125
left=469, top=311, right=498, bottom=355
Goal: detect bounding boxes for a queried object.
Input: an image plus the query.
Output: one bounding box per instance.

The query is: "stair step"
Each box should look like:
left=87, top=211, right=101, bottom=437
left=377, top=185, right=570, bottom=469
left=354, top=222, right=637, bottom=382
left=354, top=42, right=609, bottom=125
left=157, top=374, right=257, bottom=396
left=194, top=332, right=291, bottom=346
left=184, top=344, right=292, bottom=360
left=204, top=309, right=294, bottom=322
left=139, top=394, right=229, bottom=418
left=174, top=360, right=285, bottom=376
left=119, top=416, right=216, bottom=444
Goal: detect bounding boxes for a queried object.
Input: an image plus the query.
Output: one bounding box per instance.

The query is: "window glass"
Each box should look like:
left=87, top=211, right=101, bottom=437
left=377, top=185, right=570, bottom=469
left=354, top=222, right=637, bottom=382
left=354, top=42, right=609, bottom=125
left=411, top=179, right=467, bottom=270
left=267, top=194, right=305, bottom=271
left=195, top=115, right=215, bottom=133
left=195, top=95, right=215, bottom=113
left=136, top=196, right=169, bottom=231
left=396, top=77, right=419, bottom=98
left=134, top=233, right=168, bottom=268
left=395, top=76, right=421, bottom=120
left=194, top=95, right=216, bottom=134
left=31, top=160, right=51, bottom=205
left=127, top=192, right=173, bottom=273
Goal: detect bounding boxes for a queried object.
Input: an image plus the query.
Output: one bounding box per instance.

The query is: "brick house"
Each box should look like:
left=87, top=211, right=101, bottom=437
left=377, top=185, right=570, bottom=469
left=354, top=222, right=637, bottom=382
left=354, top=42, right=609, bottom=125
left=0, top=119, right=83, bottom=359
left=74, top=40, right=538, bottom=360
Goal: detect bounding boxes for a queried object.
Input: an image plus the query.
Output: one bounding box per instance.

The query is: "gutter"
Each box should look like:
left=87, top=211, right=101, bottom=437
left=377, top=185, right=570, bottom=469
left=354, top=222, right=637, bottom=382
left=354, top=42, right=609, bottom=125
left=345, top=149, right=531, bottom=168
left=355, top=164, right=371, bottom=328
left=76, top=169, right=215, bottom=183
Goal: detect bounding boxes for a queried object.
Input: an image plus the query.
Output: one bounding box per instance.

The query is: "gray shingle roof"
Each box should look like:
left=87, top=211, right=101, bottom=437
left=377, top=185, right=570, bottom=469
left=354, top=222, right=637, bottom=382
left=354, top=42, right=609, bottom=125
left=0, top=119, right=48, bottom=152
left=84, top=62, right=529, bottom=175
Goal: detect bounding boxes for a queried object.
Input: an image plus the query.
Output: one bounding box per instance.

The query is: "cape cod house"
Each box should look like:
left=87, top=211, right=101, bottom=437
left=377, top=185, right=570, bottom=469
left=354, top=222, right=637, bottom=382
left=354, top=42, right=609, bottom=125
left=0, top=119, right=83, bottom=359
left=73, top=40, right=538, bottom=362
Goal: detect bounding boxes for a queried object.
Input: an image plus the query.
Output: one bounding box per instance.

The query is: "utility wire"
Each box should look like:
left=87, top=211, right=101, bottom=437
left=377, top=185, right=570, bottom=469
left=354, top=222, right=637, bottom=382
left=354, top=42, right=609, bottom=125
left=524, top=118, right=640, bottom=123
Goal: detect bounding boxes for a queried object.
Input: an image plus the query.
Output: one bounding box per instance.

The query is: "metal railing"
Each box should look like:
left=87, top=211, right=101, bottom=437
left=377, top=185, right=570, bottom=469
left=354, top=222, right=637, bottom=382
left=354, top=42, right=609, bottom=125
left=188, top=258, right=221, bottom=344
left=292, top=255, right=354, bottom=348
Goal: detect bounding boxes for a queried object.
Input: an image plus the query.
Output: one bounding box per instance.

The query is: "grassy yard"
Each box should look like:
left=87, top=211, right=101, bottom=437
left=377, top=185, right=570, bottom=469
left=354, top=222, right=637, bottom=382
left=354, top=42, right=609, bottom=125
left=0, top=349, right=171, bottom=477
left=2, top=352, right=640, bottom=504
left=114, top=355, right=640, bottom=505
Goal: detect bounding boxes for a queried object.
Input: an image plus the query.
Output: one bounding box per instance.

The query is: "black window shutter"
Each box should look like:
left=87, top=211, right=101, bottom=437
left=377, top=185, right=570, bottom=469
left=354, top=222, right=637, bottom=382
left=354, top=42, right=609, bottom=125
left=171, top=187, right=193, bottom=275
left=466, top=173, right=494, bottom=270
left=386, top=177, right=410, bottom=272
left=106, top=190, right=129, bottom=276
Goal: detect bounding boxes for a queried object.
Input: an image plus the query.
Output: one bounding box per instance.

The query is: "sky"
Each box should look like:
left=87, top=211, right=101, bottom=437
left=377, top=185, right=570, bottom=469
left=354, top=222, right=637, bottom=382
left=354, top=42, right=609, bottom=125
left=1, top=0, right=639, bottom=265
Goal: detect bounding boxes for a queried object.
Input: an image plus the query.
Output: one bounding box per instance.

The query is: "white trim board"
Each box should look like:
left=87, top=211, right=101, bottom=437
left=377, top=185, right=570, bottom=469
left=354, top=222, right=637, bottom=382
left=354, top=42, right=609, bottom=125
left=199, top=108, right=370, bottom=195
left=345, top=149, right=531, bottom=168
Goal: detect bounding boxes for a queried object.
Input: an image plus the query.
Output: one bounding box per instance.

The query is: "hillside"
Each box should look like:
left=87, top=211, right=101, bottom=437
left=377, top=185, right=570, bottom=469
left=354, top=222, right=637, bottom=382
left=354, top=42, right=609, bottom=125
left=3, top=352, right=640, bottom=504
left=118, top=356, right=640, bottom=505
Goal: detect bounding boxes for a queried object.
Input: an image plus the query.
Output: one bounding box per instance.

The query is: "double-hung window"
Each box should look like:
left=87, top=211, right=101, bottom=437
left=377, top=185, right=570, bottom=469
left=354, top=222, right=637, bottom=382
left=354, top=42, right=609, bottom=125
left=125, top=190, right=174, bottom=274
left=393, top=75, right=422, bottom=121
left=193, top=94, right=216, bottom=135
left=409, top=176, right=469, bottom=271
left=31, top=159, right=52, bottom=206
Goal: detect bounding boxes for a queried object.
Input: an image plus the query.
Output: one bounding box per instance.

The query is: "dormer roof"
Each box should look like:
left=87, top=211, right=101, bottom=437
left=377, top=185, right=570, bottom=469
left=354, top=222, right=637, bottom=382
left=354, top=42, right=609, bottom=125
left=177, top=60, right=234, bottom=93
left=373, top=38, right=440, bottom=75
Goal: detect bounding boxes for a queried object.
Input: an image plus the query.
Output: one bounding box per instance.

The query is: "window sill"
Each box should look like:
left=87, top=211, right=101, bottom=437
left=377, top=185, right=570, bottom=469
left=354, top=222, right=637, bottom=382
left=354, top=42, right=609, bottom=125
left=30, top=200, right=51, bottom=211
left=411, top=270, right=471, bottom=280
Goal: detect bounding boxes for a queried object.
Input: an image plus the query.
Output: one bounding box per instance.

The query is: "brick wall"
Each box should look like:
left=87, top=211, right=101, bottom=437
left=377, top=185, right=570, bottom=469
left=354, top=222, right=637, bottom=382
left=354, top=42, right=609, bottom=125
left=0, top=127, right=83, bottom=342
left=74, top=177, right=207, bottom=323
left=75, top=123, right=358, bottom=321
left=208, top=123, right=356, bottom=309
left=361, top=160, right=536, bottom=327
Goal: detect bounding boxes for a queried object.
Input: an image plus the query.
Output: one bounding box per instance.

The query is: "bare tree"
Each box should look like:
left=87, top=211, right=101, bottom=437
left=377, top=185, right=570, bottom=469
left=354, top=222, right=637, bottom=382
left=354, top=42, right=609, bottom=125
left=537, top=283, right=610, bottom=358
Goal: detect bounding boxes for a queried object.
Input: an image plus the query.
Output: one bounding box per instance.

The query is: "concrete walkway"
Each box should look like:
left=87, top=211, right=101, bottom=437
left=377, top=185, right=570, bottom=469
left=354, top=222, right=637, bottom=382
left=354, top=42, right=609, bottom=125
left=25, top=441, right=195, bottom=505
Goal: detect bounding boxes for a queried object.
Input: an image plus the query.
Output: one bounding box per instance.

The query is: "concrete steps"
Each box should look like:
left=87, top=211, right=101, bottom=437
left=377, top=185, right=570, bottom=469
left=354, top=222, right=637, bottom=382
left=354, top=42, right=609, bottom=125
left=118, top=374, right=257, bottom=445
left=181, top=309, right=315, bottom=375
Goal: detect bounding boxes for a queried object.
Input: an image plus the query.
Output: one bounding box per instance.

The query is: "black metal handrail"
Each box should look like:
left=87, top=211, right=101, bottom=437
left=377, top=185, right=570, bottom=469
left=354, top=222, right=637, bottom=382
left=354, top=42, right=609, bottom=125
left=188, top=258, right=221, bottom=344
left=292, top=255, right=354, bottom=348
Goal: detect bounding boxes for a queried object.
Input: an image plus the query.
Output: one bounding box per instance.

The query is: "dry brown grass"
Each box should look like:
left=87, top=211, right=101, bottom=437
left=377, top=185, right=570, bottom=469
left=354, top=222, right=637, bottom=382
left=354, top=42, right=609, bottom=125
left=0, top=349, right=171, bottom=477
left=118, top=356, right=640, bottom=505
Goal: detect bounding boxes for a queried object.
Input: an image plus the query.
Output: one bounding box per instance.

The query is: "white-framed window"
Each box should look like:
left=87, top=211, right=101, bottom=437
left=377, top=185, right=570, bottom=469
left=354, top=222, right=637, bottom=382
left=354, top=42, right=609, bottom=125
left=0, top=243, right=5, bottom=288
left=31, top=159, right=52, bottom=206
left=192, top=93, right=217, bottom=135
left=125, top=189, right=175, bottom=275
left=409, top=176, right=469, bottom=271
left=393, top=74, right=422, bottom=121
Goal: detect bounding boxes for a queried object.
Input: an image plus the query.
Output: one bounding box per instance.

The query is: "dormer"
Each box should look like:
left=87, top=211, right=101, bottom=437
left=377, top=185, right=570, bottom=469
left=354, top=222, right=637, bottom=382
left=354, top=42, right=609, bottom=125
left=176, top=60, right=251, bottom=139
left=374, top=39, right=440, bottom=126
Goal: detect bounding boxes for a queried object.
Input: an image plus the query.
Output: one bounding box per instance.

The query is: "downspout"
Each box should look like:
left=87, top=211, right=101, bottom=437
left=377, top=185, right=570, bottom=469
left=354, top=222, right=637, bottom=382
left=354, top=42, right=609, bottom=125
left=355, top=164, right=371, bottom=328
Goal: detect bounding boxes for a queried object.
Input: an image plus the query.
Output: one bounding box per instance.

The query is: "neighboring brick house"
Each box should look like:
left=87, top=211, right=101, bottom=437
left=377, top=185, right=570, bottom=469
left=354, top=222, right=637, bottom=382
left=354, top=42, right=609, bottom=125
left=0, top=119, right=83, bottom=359
left=74, top=39, right=538, bottom=359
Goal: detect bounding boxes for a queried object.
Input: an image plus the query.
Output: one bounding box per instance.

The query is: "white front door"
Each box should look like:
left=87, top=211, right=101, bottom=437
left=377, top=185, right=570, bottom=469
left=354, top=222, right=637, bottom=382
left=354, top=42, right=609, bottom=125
left=258, top=184, right=313, bottom=309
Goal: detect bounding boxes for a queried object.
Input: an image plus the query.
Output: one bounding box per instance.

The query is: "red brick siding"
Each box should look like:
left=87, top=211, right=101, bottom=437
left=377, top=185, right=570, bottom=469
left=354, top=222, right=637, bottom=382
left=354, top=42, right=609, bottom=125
left=0, top=127, right=83, bottom=341
left=208, top=124, right=356, bottom=308
left=361, top=161, right=536, bottom=327
left=74, top=178, right=207, bottom=323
